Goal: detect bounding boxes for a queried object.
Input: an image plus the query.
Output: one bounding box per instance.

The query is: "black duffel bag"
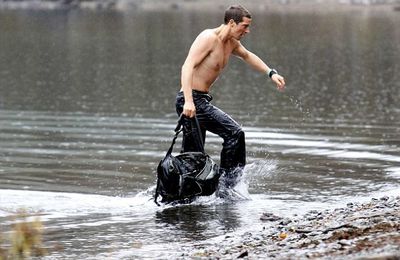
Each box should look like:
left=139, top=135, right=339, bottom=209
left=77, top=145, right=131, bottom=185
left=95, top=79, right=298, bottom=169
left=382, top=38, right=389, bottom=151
left=154, top=116, right=220, bottom=205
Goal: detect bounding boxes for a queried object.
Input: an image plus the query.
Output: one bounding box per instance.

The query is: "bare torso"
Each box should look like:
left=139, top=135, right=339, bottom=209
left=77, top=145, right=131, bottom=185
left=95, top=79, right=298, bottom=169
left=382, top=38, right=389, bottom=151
left=179, top=17, right=285, bottom=118
left=183, top=28, right=238, bottom=93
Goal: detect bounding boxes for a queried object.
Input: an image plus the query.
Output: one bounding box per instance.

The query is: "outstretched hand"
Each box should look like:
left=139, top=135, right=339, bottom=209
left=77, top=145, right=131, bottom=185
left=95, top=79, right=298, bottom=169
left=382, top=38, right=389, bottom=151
left=271, top=74, right=286, bottom=91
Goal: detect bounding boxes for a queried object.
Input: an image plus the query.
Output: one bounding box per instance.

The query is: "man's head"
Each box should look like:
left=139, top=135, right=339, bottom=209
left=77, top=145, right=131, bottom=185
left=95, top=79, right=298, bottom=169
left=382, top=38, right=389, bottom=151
left=224, top=5, right=252, bottom=40
left=224, top=5, right=252, bottom=25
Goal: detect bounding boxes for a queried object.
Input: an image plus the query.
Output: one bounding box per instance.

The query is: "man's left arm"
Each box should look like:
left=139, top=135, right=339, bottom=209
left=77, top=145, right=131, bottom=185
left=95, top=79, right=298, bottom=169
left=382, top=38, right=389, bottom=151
left=233, top=42, right=285, bottom=91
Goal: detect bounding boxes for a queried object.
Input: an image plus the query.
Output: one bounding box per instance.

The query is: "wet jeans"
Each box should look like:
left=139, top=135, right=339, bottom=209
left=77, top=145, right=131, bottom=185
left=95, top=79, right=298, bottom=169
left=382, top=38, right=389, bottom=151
left=175, top=90, right=246, bottom=183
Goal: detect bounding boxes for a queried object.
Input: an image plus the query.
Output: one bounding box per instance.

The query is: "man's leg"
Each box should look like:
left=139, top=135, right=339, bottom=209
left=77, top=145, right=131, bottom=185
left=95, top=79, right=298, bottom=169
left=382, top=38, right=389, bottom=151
left=196, top=101, right=246, bottom=187
left=176, top=91, right=246, bottom=186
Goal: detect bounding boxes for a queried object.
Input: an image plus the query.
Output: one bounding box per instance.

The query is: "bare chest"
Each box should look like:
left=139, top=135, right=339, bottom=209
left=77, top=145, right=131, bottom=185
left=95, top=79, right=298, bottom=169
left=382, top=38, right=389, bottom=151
left=204, top=41, right=234, bottom=72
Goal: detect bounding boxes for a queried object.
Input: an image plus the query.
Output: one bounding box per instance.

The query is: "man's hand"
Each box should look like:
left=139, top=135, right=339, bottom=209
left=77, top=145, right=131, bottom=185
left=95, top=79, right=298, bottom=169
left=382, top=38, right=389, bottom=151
left=271, top=74, right=286, bottom=91
left=183, top=101, right=196, bottom=118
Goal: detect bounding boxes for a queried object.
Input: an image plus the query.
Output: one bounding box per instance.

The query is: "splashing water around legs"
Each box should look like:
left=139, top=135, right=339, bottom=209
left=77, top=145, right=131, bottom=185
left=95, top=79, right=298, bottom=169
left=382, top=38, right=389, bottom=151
left=216, top=167, right=248, bottom=200
left=244, top=159, right=278, bottom=180
left=215, top=159, right=278, bottom=201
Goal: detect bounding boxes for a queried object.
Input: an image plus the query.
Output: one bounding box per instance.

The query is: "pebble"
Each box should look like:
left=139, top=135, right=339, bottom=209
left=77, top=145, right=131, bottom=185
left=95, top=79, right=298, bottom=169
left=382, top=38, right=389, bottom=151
left=237, top=250, right=248, bottom=258
left=260, top=212, right=282, bottom=222
left=338, top=239, right=352, bottom=246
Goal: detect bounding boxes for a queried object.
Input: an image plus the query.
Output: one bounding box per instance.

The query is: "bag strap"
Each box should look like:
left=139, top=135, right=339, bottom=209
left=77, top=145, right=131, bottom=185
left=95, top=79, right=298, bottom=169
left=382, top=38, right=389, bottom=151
left=190, top=116, right=205, bottom=153
left=164, top=116, right=184, bottom=156
left=165, top=114, right=205, bottom=156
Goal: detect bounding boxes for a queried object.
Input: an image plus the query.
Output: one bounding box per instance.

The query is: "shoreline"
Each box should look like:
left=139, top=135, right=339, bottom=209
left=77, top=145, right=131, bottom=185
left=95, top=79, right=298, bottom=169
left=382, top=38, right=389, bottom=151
left=0, top=0, right=399, bottom=12
left=183, top=196, right=400, bottom=259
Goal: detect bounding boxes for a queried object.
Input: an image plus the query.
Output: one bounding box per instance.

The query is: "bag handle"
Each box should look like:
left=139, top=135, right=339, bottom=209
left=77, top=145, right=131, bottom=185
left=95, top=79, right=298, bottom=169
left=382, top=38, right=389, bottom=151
left=165, top=114, right=205, bottom=156
left=165, top=118, right=183, bottom=156
left=186, top=115, right=205, bottom=153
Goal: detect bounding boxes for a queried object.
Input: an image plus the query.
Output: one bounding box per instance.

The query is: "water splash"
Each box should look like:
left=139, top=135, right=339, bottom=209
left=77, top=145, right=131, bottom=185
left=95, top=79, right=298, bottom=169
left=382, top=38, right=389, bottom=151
left=244, top=159, right=278, bottom=180
left=208, top=160, right=279, bottom=203
left=284, top=93, right=312, bottom=122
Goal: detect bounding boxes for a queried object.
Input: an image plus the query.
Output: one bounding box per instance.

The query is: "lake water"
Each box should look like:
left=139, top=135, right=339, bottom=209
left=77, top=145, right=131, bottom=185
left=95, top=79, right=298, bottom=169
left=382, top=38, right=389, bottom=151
left=0, top=6, right=399, bottom=259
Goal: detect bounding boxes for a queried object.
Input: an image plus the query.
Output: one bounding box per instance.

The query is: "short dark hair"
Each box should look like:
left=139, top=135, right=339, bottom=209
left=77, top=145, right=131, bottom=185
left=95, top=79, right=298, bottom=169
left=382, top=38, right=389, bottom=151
left=224, top=5, right=252, bottom=24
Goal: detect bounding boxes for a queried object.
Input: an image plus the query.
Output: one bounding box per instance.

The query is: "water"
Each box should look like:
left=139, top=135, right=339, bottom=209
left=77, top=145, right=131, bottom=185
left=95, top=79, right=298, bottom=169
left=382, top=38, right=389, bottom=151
left=1, top=6, right=400, bottom=258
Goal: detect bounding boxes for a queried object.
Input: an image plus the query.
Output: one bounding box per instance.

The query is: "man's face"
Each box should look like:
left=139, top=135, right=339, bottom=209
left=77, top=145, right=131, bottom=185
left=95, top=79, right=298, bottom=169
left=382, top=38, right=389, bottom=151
left=231, top=17, right=252, bottom=40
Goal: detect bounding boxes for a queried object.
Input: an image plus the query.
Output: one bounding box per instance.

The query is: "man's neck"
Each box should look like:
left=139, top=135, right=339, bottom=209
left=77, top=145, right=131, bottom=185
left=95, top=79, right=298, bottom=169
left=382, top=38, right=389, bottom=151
left=215, top=24, right=232, bottom=43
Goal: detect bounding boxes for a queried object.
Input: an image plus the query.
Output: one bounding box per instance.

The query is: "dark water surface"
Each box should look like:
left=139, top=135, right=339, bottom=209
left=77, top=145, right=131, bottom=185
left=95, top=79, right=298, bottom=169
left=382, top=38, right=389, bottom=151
left=0, top=7, right=399, bottom=259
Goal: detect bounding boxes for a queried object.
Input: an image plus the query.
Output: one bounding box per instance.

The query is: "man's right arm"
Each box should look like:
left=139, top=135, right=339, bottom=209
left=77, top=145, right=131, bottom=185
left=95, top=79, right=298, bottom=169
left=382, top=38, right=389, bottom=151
left=181, top=31, right=214, bottom=118
left=233, top=41, right=285, bottom=91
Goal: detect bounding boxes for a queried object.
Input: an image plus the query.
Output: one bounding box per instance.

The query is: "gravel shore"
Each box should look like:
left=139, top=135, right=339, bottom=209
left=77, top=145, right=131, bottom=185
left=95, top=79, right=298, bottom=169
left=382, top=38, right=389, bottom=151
left=184, top=196, right=400, bottom=259
left=1, top=0, right=399, bottom=11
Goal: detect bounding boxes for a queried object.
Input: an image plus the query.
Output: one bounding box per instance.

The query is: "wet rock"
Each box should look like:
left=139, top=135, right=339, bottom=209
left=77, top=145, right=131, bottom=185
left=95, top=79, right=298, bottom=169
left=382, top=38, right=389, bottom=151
left=294, top=228, right=313, bottom=234
left=338, top=239, right=352, bottom=246
left=278, top=232, right=288, bottom=240
left=260, top=212, right=282, bottom=222
left=308, top=231, right=322, bottom=236
left=276, top=240, right=287, bottom=247
left=279, top=218, right=292, bottom=225
left=237, top=250, right=248, bottom=258
left=307, top=243, right=317, bottom=249
left=380, top=196, right=389, bottom=201
left=243, top=231, right=252, bottom=237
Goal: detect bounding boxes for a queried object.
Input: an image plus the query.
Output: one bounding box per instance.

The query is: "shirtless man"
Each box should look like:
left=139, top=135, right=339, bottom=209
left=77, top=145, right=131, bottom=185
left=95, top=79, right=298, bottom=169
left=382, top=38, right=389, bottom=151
left=175, top=5, right=285, bottom=189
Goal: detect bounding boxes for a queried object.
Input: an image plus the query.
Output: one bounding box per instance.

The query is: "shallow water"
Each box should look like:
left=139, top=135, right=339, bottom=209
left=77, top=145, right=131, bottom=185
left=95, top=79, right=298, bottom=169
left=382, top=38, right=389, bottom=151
left=0, top=7, right=400, bottom=258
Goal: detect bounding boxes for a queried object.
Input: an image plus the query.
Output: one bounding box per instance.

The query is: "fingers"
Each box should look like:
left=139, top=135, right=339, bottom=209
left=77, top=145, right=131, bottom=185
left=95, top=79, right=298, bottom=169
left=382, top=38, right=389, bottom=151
left=271, top=74, right=285, bottom=90
left=183, top=102, right=196, bottom=118
left=183, top=109, right=196, bottom=118
left=277, top=75, right=285, bottom=84
left=274, top=75, right=285, bottom=91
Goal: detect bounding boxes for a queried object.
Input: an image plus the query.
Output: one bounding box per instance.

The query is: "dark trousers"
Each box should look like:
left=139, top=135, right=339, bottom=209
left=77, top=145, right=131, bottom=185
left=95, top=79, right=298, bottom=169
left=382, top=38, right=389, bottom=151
left=175, top=90, right=246, bottom=180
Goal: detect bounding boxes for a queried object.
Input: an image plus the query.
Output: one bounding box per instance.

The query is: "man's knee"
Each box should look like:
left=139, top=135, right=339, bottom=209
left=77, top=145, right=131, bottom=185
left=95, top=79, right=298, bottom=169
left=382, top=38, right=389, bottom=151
left=224, top=128, right=245, bottom=148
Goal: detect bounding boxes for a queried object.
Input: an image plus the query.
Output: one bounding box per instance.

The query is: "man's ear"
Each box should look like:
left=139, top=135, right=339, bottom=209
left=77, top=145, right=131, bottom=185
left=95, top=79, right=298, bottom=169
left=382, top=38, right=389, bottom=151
left=228, top=19, right=235, bottom=27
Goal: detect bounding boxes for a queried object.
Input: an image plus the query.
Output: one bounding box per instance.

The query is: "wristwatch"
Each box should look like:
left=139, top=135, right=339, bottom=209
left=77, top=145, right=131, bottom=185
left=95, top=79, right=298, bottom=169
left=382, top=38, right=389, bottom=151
left=268, top=69, right=278, bottom=78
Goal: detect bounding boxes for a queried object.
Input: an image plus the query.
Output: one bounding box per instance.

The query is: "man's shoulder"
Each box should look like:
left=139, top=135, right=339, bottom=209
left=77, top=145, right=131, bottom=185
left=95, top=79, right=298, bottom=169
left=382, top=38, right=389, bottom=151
left=197, top=29, right=218, bottom=42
